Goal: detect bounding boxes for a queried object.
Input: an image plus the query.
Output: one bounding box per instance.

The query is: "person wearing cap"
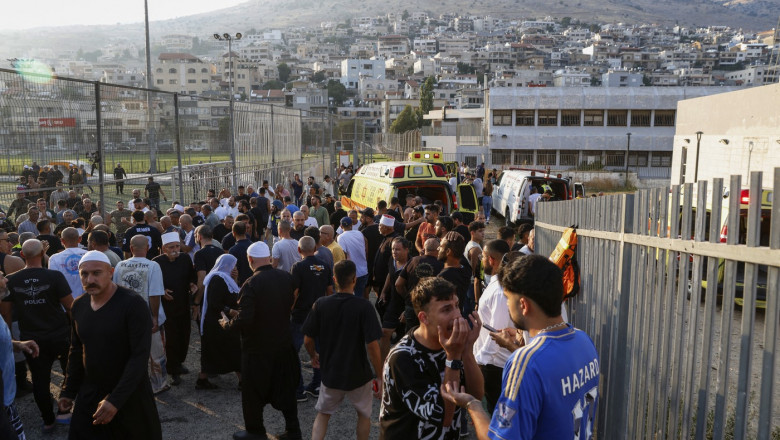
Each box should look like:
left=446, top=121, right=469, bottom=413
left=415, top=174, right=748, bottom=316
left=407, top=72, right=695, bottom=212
left=153, top=232, right=197, bottom=386
left=113, top=236, right=169, bottom=395
left=113, top=163, right=128, bottom=195
left=59, top=250, right=162, bottom=439
left=220, top=241, right=302, bottom=440
left=336, top=217, right=369, bottom=298
left=48, top=227, right=88, bottom=298
left=372, top=215, right=400, bottom=297
left=265, top=200, right=285, bottom=244
left=1, top=239, right=73, bottom=433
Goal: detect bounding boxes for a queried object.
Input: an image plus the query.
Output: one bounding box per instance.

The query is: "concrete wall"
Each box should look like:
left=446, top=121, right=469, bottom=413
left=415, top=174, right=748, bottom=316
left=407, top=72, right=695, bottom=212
left=672, top=83, right=780, bottom=188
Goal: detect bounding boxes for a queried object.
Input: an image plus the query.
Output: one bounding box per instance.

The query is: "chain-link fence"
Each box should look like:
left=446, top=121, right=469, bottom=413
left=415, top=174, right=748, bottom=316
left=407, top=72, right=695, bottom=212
left=0, top=67, right=346, bottom=223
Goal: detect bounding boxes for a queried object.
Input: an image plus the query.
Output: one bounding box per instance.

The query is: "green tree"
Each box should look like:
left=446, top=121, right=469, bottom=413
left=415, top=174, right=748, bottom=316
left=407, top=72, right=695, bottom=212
left=560, top=16, right=572, bottom=27
left=390, top=105, right=419, bottom=134
left=402, top=10, right=410, bottom=20
left=312, top=71, right=327, bottom=83
left=326, top=79, right=347, bottom=106
left=457, top=62, right=476, bottom=74
left=262, top=80, right=285, bottom=89
left=277, top=62, right=291, bottom=82
left=418, top=76, right=435, bottom=127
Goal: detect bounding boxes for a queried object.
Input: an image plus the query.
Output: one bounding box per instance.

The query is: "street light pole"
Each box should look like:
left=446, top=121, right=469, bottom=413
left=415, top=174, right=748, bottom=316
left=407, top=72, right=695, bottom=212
left=214, top=33, right=242, bottom=192
left=624, top=132, right=632, bottom=187
left=144, top=0, right=157, bottom=174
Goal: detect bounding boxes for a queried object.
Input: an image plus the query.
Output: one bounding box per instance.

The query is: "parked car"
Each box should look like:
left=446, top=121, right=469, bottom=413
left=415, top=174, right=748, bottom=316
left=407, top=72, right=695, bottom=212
left=492, top=168, right=583, bottom=225
left=184, top=144, right=207, bottom=151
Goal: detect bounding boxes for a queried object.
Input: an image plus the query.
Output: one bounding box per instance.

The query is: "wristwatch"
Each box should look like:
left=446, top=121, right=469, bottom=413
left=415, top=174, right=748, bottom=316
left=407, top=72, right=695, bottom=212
left=445, top=359, right=464, bottom=370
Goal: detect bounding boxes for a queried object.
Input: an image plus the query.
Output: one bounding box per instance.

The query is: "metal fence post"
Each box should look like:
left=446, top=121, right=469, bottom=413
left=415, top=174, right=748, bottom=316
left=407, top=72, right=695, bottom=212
left=229, top=99, right=237, bottom=192
left=174, top=93, right=184, bottom=201
left=94, top=81, right=105, bottom=215
left=604, top=193, right=634, bottom=439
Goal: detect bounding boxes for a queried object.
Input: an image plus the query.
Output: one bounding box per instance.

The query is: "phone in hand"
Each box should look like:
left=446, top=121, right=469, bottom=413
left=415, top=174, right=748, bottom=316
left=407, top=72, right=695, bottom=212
left=482, top=323, right=498, bottom=333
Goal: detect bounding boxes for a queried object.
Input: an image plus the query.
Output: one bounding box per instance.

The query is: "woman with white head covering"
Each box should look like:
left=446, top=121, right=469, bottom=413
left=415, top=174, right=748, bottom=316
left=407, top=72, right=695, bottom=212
left=196, top=254, right=242, bottom=389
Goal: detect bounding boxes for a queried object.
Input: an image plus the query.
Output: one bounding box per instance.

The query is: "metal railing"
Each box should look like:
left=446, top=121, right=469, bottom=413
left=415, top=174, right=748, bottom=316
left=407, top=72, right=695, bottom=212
left=534, top=169, right=779, bottom=439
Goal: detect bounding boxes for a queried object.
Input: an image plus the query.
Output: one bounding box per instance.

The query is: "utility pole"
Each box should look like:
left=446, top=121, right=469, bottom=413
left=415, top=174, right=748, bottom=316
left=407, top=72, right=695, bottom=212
left=624, top=132, right=631, bottom=187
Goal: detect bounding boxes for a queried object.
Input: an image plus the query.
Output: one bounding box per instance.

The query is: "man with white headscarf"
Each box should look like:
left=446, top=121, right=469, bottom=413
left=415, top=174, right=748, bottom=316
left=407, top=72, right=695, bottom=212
left=220, top=242, right=302, bottom=440
left=196, top=254, right=241, bottom=390
left=153, top=232, right=196, bottom=386
left=59, top=250, right=162, bottom=439
left=113, top=235, right=169, bottom=394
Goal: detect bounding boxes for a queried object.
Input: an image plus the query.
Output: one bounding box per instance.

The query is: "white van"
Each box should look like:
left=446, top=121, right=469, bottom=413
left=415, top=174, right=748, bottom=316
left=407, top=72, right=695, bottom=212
left=492, top=169, right=583, bottom=225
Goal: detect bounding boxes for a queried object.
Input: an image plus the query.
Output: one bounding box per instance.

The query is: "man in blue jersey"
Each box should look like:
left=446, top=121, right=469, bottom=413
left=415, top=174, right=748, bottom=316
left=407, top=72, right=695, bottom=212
left=441, top=254, right=600, bottom=440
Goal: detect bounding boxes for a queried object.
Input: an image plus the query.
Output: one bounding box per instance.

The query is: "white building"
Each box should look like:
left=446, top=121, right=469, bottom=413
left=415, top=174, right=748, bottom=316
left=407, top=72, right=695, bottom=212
left=340, top=59, right=386, bottom=89
left=485, top=87, right=740, bottom=177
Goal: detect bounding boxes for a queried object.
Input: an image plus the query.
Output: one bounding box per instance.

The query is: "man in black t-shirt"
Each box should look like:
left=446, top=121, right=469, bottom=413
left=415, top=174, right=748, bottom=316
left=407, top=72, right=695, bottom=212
left=395, top=237, right=443, bottom=333
left=437, top=232, right=471, bottom=314
left=122, top=210, right=163, bottom=259
left=1, top=239, right=73, bottom=431
left=144, top=177, right=166, bottom=211
left=113, top=163, right=128, bottom=195
left=192, top=226, right=224, bottom=319
left=290, top=237, right=332, bottom=400
left=302, top=260, right=382, bottom=440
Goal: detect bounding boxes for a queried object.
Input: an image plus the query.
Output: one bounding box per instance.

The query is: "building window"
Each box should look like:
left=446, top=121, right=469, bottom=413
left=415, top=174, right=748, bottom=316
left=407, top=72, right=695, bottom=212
left=651, top=152, right=672, bottom=167
left=515, top=110, right=534, bottom=126
left=188, top=68, right=196, bottom=74
left=491, top=148, right=512, bottom=165
left=605, top=151, right=625, bottom=167
left=628, top=152, right=649, bottom=167
left=188, top=79, right=196, bottom=84
left=537, top=150, right=557, bottom=165
left=559, top=150, right=579, bottom=166
left=127, top=120, right=140, bottom=126
left=583, top=110, right=604, bottom=126
left=492, top=110, right=512, bottom=126
left=631, top=110, right=651, bottom=127
left=607, top=110, right=628, bottom=126
left=202, top=79, right=209, bottom=83
left=156, top=68, right=163, bottom=73
left=169, top=68, right=177, bottom=74
left=537, top=110, right=557, bottom=126
left=560, top=110, right=580, bottom=126
left=654, top=110, right=675, bottom=126
left=156, top=79, right=164, bottom=85
left=169, top=79, right=177, bottom=84
left=513, top=150, right=533, bottom=166
left=201, top=68, right=208, bottom=73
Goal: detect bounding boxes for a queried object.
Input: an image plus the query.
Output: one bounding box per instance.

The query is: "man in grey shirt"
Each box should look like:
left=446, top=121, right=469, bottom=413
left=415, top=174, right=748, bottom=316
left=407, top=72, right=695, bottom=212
left=17, top=207, right=40, bottom=236
left=272, top=220, right=301, bottom=273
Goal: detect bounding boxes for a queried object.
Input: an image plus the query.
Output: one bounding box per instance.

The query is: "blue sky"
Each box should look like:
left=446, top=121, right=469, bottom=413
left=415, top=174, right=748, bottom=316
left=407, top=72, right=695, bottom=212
left=2, top=0, right=248, bottom=30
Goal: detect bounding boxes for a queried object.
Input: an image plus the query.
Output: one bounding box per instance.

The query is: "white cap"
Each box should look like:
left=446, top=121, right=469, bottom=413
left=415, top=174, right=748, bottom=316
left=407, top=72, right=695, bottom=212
left=161, top=232, right=180, bottom=245
left=247, top=241, right=270, bottom=258
left=173, top=204, right=185, bottom=213
left=379, top=214, right=395, bottom=227
left=79, top=250, right=112, bottom=267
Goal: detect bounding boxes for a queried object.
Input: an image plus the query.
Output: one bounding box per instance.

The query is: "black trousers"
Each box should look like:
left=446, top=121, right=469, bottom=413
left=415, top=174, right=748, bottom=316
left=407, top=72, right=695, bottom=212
left=116, top=181, right=124, bottom=194
left=27, top=338, right=69, bottom=425
left=480, top=363, right=504, bottom=415
left=164, top=315, right=191, bottom=375
left=241, top=351, right=300, bottom=435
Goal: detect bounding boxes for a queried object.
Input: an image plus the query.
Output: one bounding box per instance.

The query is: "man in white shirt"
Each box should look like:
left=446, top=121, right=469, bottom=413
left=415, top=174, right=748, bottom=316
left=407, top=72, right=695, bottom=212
left=448, top=174, right=458, bottom=193
left=128, top=189, right=141, bottom=211
left=113, top=234, right=169, bottom=394
left=336, top=217, right=368, bottom=297
left=48, top=227, right=88, bottom=298
left=299, top=205, right=318, bottom=228
left=271, top=220, right=301, bottom=273
left=472, top=239, right=511, bottom=414
left=528, top=186, right=541, bottom=217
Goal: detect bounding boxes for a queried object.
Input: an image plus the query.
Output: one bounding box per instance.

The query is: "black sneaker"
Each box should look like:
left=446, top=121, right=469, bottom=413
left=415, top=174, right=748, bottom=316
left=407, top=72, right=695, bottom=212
left=295, top=391, right=307, bottom=402
left=276, top=431, right=303, bottom=440
left=196, top=378, right=219, bottom=390
left=304, top=386, right=319, bottom=398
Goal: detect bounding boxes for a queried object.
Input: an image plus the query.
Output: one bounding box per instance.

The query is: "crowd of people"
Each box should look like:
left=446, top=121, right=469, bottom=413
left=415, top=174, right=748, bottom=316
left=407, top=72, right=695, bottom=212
left=0, top=162, right=599, bottom=440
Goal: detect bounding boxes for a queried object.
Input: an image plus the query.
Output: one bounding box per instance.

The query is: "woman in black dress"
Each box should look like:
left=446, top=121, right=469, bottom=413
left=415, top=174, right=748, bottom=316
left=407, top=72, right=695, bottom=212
left=196, top=254, right=242, bottom=389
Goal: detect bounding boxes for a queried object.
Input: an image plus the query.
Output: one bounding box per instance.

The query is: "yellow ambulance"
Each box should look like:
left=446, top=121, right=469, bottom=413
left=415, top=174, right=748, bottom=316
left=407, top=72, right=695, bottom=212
left=341, top=161, right=478, bottom=221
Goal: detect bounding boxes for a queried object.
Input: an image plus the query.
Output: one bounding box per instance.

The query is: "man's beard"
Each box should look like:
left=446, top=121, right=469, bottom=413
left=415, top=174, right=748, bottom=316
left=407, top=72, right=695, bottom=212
left=511, top=312, right=527, bottom=331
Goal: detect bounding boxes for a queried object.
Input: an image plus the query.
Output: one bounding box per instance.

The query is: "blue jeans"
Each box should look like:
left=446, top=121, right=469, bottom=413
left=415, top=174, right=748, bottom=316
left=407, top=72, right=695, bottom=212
left=354, top=275, right=368, bottom=298
left=290, top=320, right=320, bottom=393
left=482, top=196, right=493, bottom=222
